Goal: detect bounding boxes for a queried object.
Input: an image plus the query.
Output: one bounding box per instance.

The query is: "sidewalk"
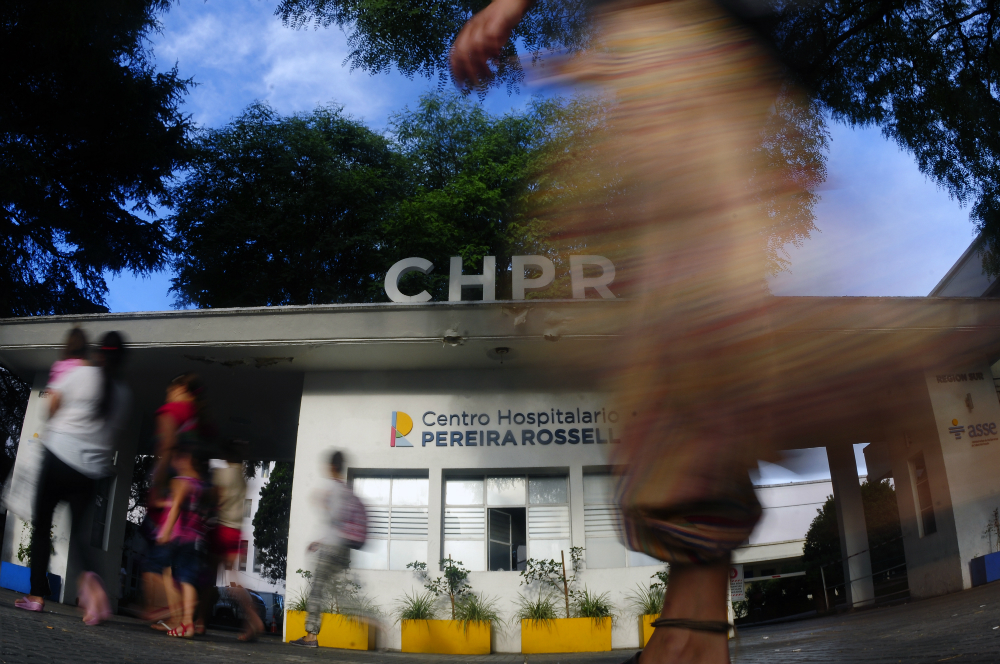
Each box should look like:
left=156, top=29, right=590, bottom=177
left=3, top=583, right=1000, bottom=663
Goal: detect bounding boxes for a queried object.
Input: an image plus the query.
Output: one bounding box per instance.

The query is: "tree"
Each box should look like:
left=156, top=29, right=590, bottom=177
left=0, top=0, right=191, bottom=317
left=0, top=367, right=30, bottom=485
left=169, top=102, right=406, bottom=308
left=275, top=0, right=593, bottom=92
left=802, top=479, right=904, bottom=607
left=169, top=92, right=586, bottom=304
left=764, top=0, right=1000, bottom=273
left=252, top=461, right=294, bottom=583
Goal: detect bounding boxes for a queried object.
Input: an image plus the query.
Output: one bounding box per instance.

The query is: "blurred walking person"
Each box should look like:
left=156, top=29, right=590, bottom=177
left=141, top=373, right=206, bottom=630
left=15, top=331, right=130, bottom=626
left=290, top=450, right=354, bottom=648
left=155, top=439, right=209, bottom=638
left=452, top=1, right=800, bottom=662
left=201, top=441, right=265, bottom=641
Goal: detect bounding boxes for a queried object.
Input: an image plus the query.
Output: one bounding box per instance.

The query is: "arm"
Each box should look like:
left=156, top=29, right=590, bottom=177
left=157, top=478, right=189, bottom=544
left=450, top=0, right=534, bottom=87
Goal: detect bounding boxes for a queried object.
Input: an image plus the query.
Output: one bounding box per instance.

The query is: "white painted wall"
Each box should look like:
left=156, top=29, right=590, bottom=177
left=923, top=364, right=1000, bottom=588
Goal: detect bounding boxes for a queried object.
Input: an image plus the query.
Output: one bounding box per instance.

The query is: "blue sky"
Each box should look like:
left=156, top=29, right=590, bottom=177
left=104, top=0, right=977, bottom=312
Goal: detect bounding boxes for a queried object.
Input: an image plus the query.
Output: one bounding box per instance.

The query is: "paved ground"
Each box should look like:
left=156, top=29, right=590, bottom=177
left=3, top=583, right=1000, bottom=663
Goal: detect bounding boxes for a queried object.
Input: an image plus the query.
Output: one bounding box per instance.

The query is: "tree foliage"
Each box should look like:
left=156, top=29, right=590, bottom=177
left=0, top=0, right=191, bottom=317
left=276, top=0, right=1000, bottom=274
left=765, top=0, right=1000, bottom=272
left=252, top=461, right=294, bottom=583
left=169, top=92, right=596, bottom=305
left=275, top=0, right=594, bottom=92
left=802, top=479, right=904, bottom=606
left=0, top=367, right=30, bottom=485
left=170, top=103, right=405, bottom=308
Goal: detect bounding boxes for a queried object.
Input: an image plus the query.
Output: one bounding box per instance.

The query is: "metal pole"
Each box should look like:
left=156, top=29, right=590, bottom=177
left=820, top=565, right=830, bottom=611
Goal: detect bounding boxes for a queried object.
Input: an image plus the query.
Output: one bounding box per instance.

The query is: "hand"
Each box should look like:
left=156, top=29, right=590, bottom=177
left=156, top=530, right=170, bottom=545
left=450, top=0, right=532, bottom=88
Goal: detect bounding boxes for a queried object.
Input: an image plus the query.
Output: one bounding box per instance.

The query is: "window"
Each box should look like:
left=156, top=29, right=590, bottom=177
left=261, top=463, right=269, bottom=479
left=351, top=476, right=429, bottom=570
left=444, top=474, right=570, bottom=572
left=252, top=547, right=261, bottom=574
left=911, top=453, right=937, bottom=536
left=583, top=473, right=659, bottom=569
left=243, top=499, right=253, bottom=520
left=239, top=540, right=249, bottom=571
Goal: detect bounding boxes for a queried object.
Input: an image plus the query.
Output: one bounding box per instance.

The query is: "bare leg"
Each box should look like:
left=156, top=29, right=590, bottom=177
left=180, top=582, right=198, bottom=635
left=641, top=564, right=730, bottom=664
left=162, top=568, right=182, bottom=629
left=233, top=585, right=265, bottom=640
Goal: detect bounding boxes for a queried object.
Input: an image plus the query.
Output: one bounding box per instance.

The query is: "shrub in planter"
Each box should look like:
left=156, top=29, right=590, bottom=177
left=397, top=560, right=496, bottom=654
left=626, top=569, right=668, bottom=646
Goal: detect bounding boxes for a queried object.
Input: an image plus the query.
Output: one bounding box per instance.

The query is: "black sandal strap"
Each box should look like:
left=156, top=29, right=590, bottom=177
left=649, top=618, right=733, bottom=634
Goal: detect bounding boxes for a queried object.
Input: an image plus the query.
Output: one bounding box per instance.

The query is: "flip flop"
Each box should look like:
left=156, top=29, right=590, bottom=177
left=150, top=620, right=171, bottom=631
left=14, top=597, right=43, bottom=612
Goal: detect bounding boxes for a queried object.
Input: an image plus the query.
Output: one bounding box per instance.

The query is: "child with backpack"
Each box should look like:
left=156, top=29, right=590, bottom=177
left=290, top=450, right=366, bottom=647
left=155, top=439, right=208, bottom=638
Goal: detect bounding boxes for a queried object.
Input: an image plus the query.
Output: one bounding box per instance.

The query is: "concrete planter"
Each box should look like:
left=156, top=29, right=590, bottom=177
left=641, top=614, right=657, bottom=646
left=284, top=610, right=372, bottom=650
left=970, top=551, right=1000, bottom=587
left=521, top=617, right=612, bottom=653
left=400, top=619, right=491, bottom=654
left=0, top=562, right=61, bottom=601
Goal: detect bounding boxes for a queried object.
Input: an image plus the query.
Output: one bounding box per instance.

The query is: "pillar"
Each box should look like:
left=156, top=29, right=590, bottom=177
left=427, top=467, right=442, bottom=568
left=827, top=443, right=875, bottom=607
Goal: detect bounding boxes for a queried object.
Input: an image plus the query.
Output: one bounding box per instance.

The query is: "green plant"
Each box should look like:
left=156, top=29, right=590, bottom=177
left=732, top=599, right=749, bottom=620
left=625, top=582, right=665, bottom=617
left=514, top=592, right=559, bottom=625
left=570, top=588, right=616, bottom=624
left=454, top=593, right=505, bottom=634
left=16, top=524, right=54, bottom=568
left=413, top=557, right=471, bottom=619
left=288, top=568, right=312, bottom=612
left=650, top=567, right=669, bottom=591
left=518, top=547, right=585, bottom=618
left=396, top=590, right=440, bottom=621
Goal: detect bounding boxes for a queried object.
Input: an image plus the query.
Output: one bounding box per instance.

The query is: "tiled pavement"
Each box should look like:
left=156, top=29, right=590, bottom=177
left=3, top=584, right=1000, bottom=663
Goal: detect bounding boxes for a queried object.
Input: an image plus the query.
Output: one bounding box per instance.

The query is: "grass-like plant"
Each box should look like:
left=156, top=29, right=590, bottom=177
left=454, top=593, right=505, bottom=634
left=570, top=588, right=617, bottom=625
left=625, top=582, right=665, bottom=617
left=395, top=590, right=440, bottom=621
left=514, top=592, right=560, bottom=625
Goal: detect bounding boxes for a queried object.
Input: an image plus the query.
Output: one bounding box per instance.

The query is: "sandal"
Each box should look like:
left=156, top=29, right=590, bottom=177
left=14, top=597, right=43, bottom=612
left=150, top=620, right=171, bottom=632
left=238, top=629, right=259, bottom=642
left=167, top=623, right=194, bottom=638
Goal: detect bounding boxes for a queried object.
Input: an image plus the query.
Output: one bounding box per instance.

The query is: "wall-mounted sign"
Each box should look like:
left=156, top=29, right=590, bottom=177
left=389, top=407, right=622, bottom=449
left=384, top=255, right=616, bottom=302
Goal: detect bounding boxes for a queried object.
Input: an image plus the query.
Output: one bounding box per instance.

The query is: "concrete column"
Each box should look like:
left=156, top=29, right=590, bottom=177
left=569, top=465, right=585, bottom=549
left=827, top=443, right=875, bottom=607
left=427, top=467, right=443, bottom=568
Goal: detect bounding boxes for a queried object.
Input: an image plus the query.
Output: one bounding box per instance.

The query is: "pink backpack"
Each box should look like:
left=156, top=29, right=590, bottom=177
left=341, top=491, right=368, bottom=549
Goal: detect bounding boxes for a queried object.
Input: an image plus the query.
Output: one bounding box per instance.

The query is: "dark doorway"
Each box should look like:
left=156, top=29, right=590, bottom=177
left=488, top=508, right=526, bottom=571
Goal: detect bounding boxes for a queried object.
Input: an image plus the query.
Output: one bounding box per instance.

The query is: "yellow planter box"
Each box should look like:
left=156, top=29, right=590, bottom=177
left=641, top=614, right=656, bottom=646
left=521, top=617, right=612, bottom=653
left=400, top=619, right=491, bottom=654
left=285, top=610, right=371, bottom=650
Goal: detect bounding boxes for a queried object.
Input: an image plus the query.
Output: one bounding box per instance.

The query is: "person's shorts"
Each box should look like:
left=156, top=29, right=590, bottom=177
left=142, top=543, right=174, bottom=574
left=169, top=542, right=205, bottom=587
left=211, top=525, right=242, bottom=559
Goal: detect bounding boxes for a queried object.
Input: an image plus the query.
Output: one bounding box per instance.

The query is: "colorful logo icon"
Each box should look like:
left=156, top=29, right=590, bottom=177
left=391, top=411, right=414, bottom=447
